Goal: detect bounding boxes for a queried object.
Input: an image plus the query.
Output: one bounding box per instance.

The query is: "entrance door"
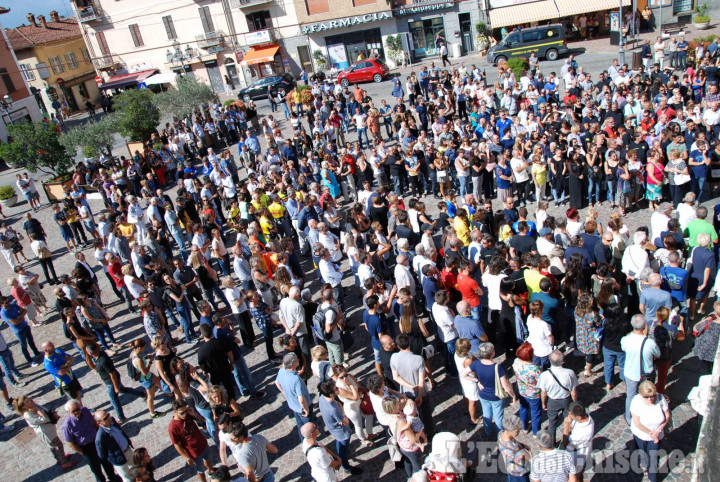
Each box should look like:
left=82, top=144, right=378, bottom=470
left=225, top=64, right=240, bottom=89
left=204, top=61, right=224, bottom=92
left=297, top=45, right=313, bottom=73
left=459, top=13, right=474, bottom=54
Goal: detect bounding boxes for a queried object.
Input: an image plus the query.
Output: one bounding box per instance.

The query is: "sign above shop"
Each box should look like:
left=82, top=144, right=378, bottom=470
left=394, top=0, right=455, bottom=16
left=246, top=29, right=272, bottom=46
left=301, top=11, right=392, bottom=34
left=489, top=0, right=542, bottom=8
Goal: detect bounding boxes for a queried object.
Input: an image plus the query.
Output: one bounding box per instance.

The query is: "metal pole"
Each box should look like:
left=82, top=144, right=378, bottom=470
left=619, top=0, right=626, bottom=66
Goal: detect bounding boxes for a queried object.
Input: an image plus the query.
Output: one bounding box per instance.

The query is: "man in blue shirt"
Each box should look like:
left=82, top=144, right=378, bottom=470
left=244, top=130, right=260, bottom=154
left=275, top=352, right=314, bottom=440
left=212, top=314, right=265, bottom=400
left=1, top=297, right=40, bottom=366
left=42, top=341, right=81, bottom=399
left=530, top=278, right=560, bottom=326
left=661, top=252, right=688, bottom=308
left=640, top=273, right=673, bottom=325
left=495, top=110, right=512, bottom=137
left=363, top=295, right=384, bottom=376
left=453, top=301, right=488, bottom=356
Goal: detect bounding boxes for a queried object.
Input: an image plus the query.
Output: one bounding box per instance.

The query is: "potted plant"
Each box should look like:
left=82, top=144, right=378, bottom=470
left=694, top=3, right=711, bottom=30
left=312, top=49, right=328, bottom=72
left=385, top=35, right=404, bottom=68
left=0, top=186, right=17, bottom=208
left=475, top=22, right=491, bottom=54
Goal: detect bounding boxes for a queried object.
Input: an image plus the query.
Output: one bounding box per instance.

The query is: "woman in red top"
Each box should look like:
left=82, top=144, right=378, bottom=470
left=8, top=278, right=41, bottom=327
left=646, top=149, right=665, bottom=211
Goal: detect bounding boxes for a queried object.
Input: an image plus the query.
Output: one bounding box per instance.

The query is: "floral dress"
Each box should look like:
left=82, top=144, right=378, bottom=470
left=498, top=438, right=529, bottom=477
left=575, top=312, right=602, bottom=355
left=512, top=359, right=541, bottom=400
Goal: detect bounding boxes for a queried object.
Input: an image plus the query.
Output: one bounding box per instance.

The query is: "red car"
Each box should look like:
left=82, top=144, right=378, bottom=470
left=337, top=58, right=389, bottom=87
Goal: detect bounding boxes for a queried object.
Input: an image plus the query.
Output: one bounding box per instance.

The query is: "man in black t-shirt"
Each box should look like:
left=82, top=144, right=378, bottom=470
left=197, top=324, right=236, bottom=399
left=509, top=222, right=537, bottom=257
left=377, top=334, right=398, bottom=391
left=86, top=343, right=145, bottom=423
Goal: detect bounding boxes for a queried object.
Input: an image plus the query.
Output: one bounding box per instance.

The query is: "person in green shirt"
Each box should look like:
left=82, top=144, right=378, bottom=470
left=683, top=206, right=718, bottom=248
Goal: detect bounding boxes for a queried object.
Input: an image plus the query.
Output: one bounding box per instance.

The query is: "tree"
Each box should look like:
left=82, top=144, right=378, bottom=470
left=155, top=75, right=217, bottom=121
left=385, top=35, right=404, bottom=65
left=312, top=49, right=328, bottom=70
left=111, top=88, right=160, bottom=142
left=0, top=122, right=75, bottom=176
left=63, top=114, right=119, bottom=158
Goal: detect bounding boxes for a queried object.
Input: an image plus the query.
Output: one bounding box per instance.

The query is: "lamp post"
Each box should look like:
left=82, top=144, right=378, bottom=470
left=166, top=40, right=197, bottom=74
left=618, top=0, right=625, bottom=66
left=0, top=93, right=13, bottom=126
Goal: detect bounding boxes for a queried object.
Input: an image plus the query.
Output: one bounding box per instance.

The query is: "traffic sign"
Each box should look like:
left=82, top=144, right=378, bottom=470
left=95, top=75, right=102, bottom=85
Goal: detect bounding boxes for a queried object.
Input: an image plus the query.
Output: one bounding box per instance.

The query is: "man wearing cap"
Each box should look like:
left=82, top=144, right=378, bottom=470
left=275, top=352, right=313, bottom=440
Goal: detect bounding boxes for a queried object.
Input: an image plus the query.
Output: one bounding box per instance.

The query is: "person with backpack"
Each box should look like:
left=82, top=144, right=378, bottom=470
left=317, top=288, right=345, bottom=365
left=301, top=422, right=342, bottom=481
left=86, top=343, right=145, bottom=424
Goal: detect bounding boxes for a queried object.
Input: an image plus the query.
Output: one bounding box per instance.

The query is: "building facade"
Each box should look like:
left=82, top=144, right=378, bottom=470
left=0, top=11, right=44, bottom=143
left=6, top=12, right=102, bottom=116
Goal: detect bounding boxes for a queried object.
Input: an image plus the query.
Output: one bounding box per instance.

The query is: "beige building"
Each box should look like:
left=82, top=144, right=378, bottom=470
left=70, top=0, right=305, bottom=92
left=6, top=11, right=102, bottom=116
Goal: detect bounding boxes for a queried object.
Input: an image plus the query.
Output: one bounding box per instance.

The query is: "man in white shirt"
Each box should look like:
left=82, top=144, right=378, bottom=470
left=622, top=231, right=650, bottom=283
left=432, top=290, right=458, bottom=378
left=318, top=249, right=344, bottom=310
left=317, top=223, right=341, bottom=262
left=676, top=192, right=697, bottom=230
left=621, top=314, right=660, bottom=425
left=279, top=286, right=309, bottom=357
left=301, top=422, right=341, bottom=482
left=393, top=254, right=416, bottom=298
left=650, top=203, right=673, bottom=245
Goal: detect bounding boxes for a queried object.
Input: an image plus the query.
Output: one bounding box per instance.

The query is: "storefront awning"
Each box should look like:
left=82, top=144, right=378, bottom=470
left=489, top=0, right=559, bottom=29
left=100, top=69, right=157, bottom=90
left=144, top=73, right=178, bottom=86
left=554, top=0, right=630, bottom=18
left=242, top=45, right=280, bottom=66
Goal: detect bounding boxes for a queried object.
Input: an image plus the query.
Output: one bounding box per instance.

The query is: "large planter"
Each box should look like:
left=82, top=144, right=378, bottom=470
left=42, top=177, right=74, bottom=204
left=0, top=195, right=18, bottom=208
left=694, top=21, right=711, bottom=30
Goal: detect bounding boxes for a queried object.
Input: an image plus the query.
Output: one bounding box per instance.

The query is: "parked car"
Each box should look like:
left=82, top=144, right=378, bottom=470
left=486, top=23, right=569, bottom=65
left=238, top=73, right=296, bottom=102
left=337, top=58, right=389, bottom=87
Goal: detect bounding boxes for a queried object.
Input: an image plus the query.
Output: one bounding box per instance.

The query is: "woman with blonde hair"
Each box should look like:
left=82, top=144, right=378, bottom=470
left=398, top=300, right=433, bottom=385
left=64, top=306, right=96, bottom=364
left=129, top=338, right=166, bottom=418
left=207, top=384, right=243, bottom=424
left=383, top=396, right=424, bottom=478
left=189, top=250, right=230, bottom=311
left=455, top=338, right=481, bottom=424
left=151, top=334, right=179, bottom=398
left=630, top=380, right=670, bottom=482
left=14, top=395, right=76, bottom=470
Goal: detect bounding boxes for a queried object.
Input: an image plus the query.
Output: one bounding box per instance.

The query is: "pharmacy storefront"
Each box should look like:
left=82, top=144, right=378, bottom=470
left=301, top=12, right=396, bottom=70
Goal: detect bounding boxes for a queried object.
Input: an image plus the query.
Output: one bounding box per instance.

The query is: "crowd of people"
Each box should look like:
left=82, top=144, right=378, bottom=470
left=1, top=27, right=720, bottom=482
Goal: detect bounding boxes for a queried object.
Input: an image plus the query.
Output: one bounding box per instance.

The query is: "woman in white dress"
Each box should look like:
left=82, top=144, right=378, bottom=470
left=562, top=402, right=595, bottom=482
left=454, top=338, right=481, bottom=424
left=332, top=364, right=377, bottom=446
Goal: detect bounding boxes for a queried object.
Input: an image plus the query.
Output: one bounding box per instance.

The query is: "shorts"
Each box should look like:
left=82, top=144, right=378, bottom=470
left=646, top=184, right=662, bottom=201
left=373, top=348, right=382, bottom=364
left=437, top=173, right=448, bottom=183
left=22, top=192, right=33, bottom=203
left=32, top=192, right=40, bottom=202
left=59, top=378, right=83, bottom=399
left=24, top=303, right=37, bottom=321
left=83, top=220, right=96, bottom=233
left=192, top=445, right=212, bottom=473
left=138, top=375, right=155, bottom=390
left=59, top=225, right=73, bottom=242
left=687, top=278, right=709, bottom=300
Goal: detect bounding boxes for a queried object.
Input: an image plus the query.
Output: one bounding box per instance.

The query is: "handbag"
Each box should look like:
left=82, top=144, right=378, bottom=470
left=387, top=421, right=404, bottom=462
left=674, top=173, right=691, bottom=185
left=359, top=386, right=375, bottom=416
left=494, top=364, right=512, bottom=399
left=640, top=337, right=656, bottom=382
left=38, top=247, right=52, bottom=259
left=692, top=315, right=716, bottom=338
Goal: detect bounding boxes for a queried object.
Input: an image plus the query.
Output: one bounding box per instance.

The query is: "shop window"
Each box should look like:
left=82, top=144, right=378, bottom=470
left=246, top=11, right=272, bottom=32
left=409, top=18, right=445, bottom=58
left=0, top=68, right=16, bottom=93
left=20, top=64, right=35, bottom=81
left=353, top=0, right=375, bottom=6
left=306, top=0, right=329, bottom=15
left=129, top=24, right=144, bottom=47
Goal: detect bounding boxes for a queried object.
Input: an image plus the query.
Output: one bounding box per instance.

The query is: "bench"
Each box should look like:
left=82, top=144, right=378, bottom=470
left=662, top=13, right=692, bottom=36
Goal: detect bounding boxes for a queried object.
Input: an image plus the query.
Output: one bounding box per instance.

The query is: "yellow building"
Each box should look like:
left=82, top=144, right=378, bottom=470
left=6, top=11, right=102, bottom=116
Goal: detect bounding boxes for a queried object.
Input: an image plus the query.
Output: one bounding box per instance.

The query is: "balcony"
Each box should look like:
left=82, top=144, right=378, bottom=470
left=245, top=28, right=278, bottom=46
left=195, top=31, right=225, bottom=49
left=75, top=2, right=102, bottom=22
left=230, top=0, right=274, bottom=9
left=93, top=55, right=119, bottom=69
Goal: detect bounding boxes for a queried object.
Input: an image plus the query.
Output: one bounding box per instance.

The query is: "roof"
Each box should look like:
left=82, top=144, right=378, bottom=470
left=5, top=17, right=81, bottom=51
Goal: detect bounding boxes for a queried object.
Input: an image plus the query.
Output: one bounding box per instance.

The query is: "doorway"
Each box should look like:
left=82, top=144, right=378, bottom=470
left=297, top=45, right=313, bottom=73
left=459, top=13, right=474, bottom=54
left=225, top=62, right=240, bottom=89
left=204, top=60, right=224, bottom=92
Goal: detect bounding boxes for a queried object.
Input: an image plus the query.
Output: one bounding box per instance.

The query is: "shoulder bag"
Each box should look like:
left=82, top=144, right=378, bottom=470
left=494, top=364, right=512, bottom=399
left=639, top=337, right=656, bottom=382
left=387, top=419, right=404, bottom=462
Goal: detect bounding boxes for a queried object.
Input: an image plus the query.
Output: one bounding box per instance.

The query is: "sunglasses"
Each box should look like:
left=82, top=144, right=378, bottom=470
left=642, top=394, right=656, bottom=399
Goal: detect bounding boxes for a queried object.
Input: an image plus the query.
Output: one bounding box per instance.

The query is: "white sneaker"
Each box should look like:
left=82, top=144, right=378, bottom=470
left=30, top=361, right=39, bottom=367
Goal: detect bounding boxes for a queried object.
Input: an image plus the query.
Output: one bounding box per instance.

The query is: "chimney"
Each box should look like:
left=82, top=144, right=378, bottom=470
left=49, top=11, right=60, bottom=22
left=37, top=15, right=47, bottom=28
left=26, top=13, right=37, bottom=27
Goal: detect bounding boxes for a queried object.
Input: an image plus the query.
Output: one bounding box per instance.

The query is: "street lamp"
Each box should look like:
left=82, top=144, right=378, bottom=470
left=618, top=0, right=625, bottom=66
left=0, top=93, right=13, bottom=126
left=166, top=40, right=197, bottom=74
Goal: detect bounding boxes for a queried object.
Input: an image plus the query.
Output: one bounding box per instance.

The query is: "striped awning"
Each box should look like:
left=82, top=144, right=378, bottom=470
left=489, top=0, right=559, bottom=29
left=554, top=0, right=631, bottom=18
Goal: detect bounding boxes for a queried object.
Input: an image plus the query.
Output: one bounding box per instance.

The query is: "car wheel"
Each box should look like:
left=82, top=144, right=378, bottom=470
left=340, top=78, right=349, bottom=87
left=373, top=74, right=383, bottom=83
left=495, top=55, right=507, bottom=65
left=546, top=49, right=558, bottom=61
left=243, top=94, right=251, bottom=102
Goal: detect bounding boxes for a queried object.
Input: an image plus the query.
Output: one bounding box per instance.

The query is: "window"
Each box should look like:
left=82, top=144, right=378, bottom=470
left=353, top=0, right=375, bottom=6
left=49, top=56, right=65, bottom=74
left=65, top=52, right=79, bottom=69
left=246, top=11, right=271, bottom=32
left=96, top=31, right=110, bottom=56
left=305, top=0, right=329, bottom=15
left=0, top=68, right=16, bottom=93
left=81, top=48, right=91, bottom=64
left=19, top=64, right=36, bottom=81
left=522, top=31, right=543, bottom=43
left=198, top=6, right=215, bottom=34
left=162, top=15, right=177, bottom=40
left=129, top=24, right=144, bottom=47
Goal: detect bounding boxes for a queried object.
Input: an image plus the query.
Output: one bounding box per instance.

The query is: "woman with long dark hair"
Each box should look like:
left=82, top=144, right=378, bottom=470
left=601, top=303, right=631, bottom=391
left=561, top=253, right=586, bottom=346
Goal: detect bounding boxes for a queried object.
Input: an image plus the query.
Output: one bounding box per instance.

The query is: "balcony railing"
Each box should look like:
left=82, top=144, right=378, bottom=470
left=195, top=31, right=225, bottom=49
left=76, top=3, right=101, bottom=22
left=230, top=0, right=274, bottom=8
left=92, top=55, right=118, bottom=69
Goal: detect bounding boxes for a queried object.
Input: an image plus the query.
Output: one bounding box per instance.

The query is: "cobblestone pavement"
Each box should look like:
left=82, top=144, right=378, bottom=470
left=1, top=29, right=716, bottom=482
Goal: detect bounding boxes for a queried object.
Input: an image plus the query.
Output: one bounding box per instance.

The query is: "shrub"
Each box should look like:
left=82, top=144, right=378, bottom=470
left=695, top=3, right=710, bottom=22
left=224, top=99, right=235, bottom=107
left=506, top=57, right=529, bottom=79
left=694, top=15, right=711, bottom=23
left=0, top=186, right=16, bottom=201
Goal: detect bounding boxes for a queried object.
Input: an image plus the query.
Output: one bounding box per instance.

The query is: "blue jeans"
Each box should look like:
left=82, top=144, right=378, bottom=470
left=470, top=305, right=481, bottom=323
left=216, top=254, right=230, bottom=277
left=176, top=299, right=197, bottom=343
left=336, top=438, right=351, bottom=470
left=587, top=177, right=601, bottom=204
left=165, top=309, right=181, bottom=329
left=532, top=355, right=549, bottom=371
left=14, top=326, right=40, bottom=363
left=281, top=102, right=291, bottom=120
left=458, top=176, right=470, bottom=198
left=552, top=186, right=566, bottom=204
left=104, top=382, right=144, bottom=420
left=445, top=340, right=458, bottom=376
left=508, top=475, right=530, bottom=482
left=518, top=395, right=542, bottom=435
left=602, top=346, right=626, bottom=386
left=292, top=409, right=316, bottom=440
left=607, top=179, right=618, bottom=205
left=195, top=405, right=218, bottom=444
left=0, top=348, right=21, bottom=383
left=92, top=325, right=117, bottom=351
left=479, top=397, right=506, bottom=436
left=634, top=436, right=660, bottom=482
left=625, top=378, right=640, bottom=425
left=171, top=229, right=188, bottom=261
left=357, top=128, right=370, bottom=149
left=693, top=176, right=706, bottom=203
left=233, top=356, right=256, bottom=397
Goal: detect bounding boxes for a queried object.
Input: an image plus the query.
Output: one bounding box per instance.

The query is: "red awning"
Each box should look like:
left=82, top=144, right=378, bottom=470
left=242, top=45, right=280, bottom=66
left=100, top=69, right=157, bottom=90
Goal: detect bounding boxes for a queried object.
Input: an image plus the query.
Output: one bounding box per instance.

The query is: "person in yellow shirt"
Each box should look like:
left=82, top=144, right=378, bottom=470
left=531, top=155, right=547, bottom=204
left=117, top=215, right=135, bottom=240
left=454, top=209, right=471, bottom=247
left=523, top=256, right=547, bottom=297
left=257, top=208, right=277, bottom=239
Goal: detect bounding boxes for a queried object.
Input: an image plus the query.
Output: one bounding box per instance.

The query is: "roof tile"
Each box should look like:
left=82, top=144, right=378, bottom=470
left=5, top=18, right=81, bottom=51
